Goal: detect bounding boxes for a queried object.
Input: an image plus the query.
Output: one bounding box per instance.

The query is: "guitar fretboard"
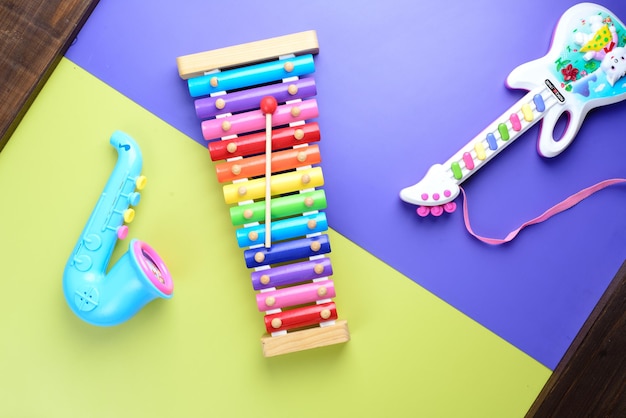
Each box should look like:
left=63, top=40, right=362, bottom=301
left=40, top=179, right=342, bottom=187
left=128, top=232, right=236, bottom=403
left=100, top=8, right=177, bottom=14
left=442, top=86, right=558, bottom=186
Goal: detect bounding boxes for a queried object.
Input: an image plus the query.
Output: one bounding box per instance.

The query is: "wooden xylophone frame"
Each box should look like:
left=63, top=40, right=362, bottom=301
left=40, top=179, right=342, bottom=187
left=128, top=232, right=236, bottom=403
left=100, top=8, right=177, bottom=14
left=177, top=30, right=350, bottom=357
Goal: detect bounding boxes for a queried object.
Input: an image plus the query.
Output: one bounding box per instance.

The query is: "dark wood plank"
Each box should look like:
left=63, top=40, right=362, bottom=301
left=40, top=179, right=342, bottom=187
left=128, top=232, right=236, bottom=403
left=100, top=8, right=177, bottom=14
left=0, top=0, right=100, bottom=151
left=526, top=260, right=626, bottom=417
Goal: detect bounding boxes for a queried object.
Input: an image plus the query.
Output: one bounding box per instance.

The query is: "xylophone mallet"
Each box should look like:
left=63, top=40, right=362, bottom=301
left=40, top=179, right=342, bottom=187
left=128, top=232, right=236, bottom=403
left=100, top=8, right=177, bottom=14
left=260, top=95, right=278, bottom=248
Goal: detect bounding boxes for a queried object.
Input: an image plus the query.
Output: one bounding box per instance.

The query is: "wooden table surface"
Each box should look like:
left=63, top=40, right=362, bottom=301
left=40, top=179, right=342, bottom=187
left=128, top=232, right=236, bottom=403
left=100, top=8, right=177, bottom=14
left=526, top=261, right=626, bottom=417
left=0, top=0, right=99, bottom=151
left=0, top=1, right=624, bottom=416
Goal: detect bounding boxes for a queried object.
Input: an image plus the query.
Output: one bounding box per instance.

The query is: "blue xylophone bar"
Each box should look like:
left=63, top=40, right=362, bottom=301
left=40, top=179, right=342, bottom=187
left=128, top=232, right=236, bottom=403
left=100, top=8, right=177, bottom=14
left=187, top=54, right=316, bottom=98
left=244, top=234, right=331, bottom=269
left=236, top=212, right=328, bottom=248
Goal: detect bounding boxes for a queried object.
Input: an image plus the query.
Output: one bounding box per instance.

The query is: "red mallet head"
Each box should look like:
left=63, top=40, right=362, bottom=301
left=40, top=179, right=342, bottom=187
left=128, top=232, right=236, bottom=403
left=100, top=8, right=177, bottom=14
left=260, top=96, right=278, bottom=115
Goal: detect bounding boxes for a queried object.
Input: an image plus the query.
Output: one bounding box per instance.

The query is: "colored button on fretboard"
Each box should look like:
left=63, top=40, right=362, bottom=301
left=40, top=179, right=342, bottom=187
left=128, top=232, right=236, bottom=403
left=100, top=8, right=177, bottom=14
left=521, top=104, right=534, bottom=122
left=498, top=123, right=510, bottom=141
left=474, top=142, right=486, bottom=160
left=463, top=152, right=475, bottom=170
left=510, top=113, right=522, bottom=132
left=533, top=94, right=546, bottom=112
left=451, top=161, right=462, bottom=180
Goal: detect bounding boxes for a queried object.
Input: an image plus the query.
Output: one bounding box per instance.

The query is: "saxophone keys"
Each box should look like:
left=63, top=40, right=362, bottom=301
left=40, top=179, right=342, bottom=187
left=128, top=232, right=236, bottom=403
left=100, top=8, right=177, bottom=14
left=128, top=191, right=141, bottom=206
left=83, top=233, right=102, bottom=251
left=135, top=175, right=147, bottom=190
left=117, top=225, right=129, bottom=240
left=123, top=208, right=135, bottom=223
left=72, top=254, right=92, bottom=272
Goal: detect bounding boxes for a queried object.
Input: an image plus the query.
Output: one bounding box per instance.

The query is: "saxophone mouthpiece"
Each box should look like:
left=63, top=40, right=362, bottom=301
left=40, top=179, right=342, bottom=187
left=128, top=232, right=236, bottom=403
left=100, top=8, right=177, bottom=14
left=63, top=131, right=173, bottom=326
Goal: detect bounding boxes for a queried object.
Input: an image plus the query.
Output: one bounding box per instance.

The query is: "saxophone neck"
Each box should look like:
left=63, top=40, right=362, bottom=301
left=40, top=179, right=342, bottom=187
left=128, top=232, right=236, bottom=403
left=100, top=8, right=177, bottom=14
left=110, top=130, right=142, bottom=171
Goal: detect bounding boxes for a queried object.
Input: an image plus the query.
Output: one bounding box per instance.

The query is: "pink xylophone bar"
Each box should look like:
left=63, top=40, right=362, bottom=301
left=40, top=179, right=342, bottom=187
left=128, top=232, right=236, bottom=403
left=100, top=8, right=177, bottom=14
left=177, top=31, right=350, bottom=357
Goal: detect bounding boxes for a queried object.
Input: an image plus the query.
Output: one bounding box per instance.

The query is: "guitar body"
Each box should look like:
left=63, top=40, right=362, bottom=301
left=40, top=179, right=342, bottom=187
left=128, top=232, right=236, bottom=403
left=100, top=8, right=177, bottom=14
left=508, top=2, right=626, bottom=158
left=400, top=2, right=626, bottom=214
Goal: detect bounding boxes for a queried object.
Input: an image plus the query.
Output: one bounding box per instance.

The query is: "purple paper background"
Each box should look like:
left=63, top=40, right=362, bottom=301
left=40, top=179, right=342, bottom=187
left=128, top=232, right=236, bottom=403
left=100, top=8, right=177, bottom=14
left=66, top=0, right=626, bottom=369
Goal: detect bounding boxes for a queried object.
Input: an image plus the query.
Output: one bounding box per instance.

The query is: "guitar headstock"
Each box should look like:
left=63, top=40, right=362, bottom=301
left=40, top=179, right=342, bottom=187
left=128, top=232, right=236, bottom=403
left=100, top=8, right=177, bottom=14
left=399, top=164, right=460, bottom=216
left=507, top=2, right=626, bottom=157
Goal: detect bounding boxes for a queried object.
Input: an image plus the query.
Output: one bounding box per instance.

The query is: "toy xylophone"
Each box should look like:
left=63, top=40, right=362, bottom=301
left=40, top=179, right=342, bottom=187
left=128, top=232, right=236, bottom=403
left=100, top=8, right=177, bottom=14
left=400, top=3, right=626, bottom=222
left=177, top=31, right=350, bottom=356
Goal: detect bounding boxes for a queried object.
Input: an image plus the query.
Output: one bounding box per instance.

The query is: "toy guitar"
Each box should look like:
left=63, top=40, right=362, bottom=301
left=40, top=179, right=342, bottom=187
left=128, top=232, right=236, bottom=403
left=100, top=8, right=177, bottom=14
left=400, top=2, right=626, bottom=218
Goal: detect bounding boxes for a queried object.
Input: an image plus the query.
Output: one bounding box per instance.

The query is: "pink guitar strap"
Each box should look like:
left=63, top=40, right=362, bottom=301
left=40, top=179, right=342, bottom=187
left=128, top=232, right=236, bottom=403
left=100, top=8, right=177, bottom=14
left=461, top=178, right=626, bottom=245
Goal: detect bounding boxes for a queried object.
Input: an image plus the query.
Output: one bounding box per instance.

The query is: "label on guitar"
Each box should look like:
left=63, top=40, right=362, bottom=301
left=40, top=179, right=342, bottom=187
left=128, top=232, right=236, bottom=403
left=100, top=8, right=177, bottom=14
left=545, top=79, right=566, bottom=102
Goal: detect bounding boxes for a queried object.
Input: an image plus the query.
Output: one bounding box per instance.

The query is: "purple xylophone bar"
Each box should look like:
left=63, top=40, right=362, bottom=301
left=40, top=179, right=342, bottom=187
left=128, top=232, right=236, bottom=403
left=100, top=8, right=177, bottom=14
left=195, top=77, right=317, bottom=120
left=251, top=258, right=333, bottom=291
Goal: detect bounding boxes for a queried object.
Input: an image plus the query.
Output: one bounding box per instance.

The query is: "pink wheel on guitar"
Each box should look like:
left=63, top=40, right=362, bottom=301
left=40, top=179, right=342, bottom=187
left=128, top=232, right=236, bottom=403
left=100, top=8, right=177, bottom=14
left=430, top=206, right=444, bottom=217
left=443, top=202, right=457, bottom=213
left=416, top=206, right=430, bottom=217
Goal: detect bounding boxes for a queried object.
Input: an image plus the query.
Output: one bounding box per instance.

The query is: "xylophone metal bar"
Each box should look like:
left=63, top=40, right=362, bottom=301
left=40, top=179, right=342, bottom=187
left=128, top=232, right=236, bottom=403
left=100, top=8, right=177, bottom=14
left=244, top=234, right=331, bottom=269
left=264, top=302, right=338, bottom=333
left=215, top=144, right=322, bottom=183
left=251, top=258, right=333, bottom=291
left=201, top=99, right=319, bottom=141
left=208, top=123, right=321, bottom=161
left=222, top=166, right=324, bottom=205
left=229, top=189, right=328, bottom=226
left=256, top=279, right=336, bottom=312
left=186, top=54, right=315, bottom=98
left=195, top=77, right=317, bottom=120
left=235, top=212, right=328, bottom=248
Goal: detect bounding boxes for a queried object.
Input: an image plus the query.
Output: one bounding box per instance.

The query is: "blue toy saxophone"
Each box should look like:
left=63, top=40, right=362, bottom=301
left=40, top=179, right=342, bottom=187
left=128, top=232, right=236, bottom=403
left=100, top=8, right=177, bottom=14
left=63, top=131, right=173, bottom=326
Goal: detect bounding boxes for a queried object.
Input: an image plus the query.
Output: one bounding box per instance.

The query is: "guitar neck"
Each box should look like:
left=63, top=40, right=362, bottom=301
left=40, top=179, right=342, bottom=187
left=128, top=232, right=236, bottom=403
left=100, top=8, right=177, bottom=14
left=442, top=85, right=559, bottom=185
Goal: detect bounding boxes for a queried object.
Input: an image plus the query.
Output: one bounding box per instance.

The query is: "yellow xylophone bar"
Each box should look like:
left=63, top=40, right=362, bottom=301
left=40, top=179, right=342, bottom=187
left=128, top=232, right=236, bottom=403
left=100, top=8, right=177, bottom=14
left=223, top=167, right=324, bottom=205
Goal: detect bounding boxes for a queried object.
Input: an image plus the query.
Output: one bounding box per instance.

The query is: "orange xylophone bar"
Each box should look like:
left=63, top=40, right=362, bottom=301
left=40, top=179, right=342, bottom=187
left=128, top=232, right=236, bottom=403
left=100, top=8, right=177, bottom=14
left=215, top=145, right=321, bottom=183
